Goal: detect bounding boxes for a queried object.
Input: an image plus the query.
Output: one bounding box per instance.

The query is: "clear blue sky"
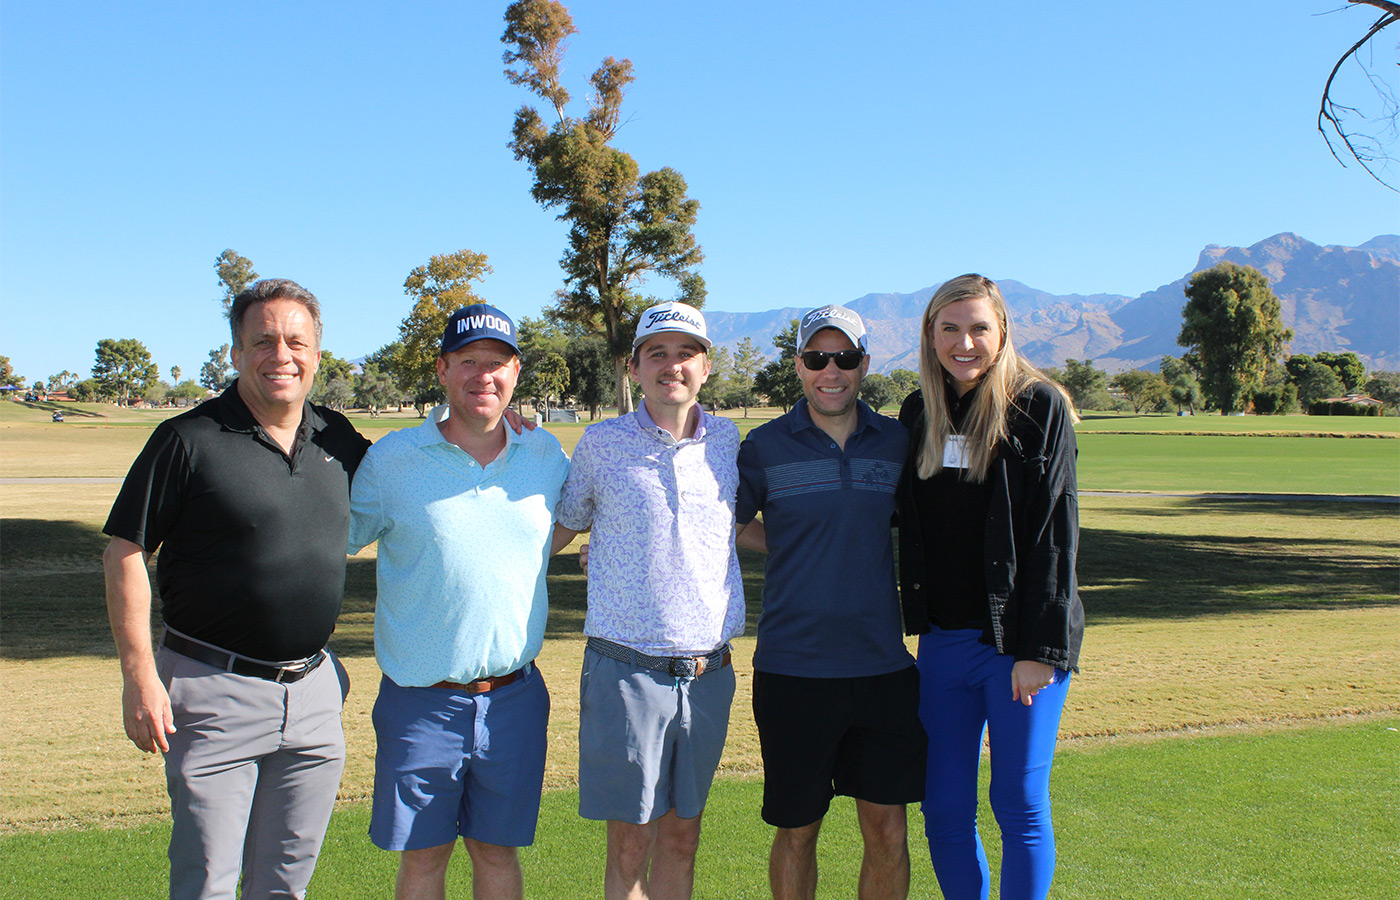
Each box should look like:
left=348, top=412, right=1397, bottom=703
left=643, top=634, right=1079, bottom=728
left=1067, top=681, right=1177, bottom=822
left=2, top=1, right=1395, bottom=383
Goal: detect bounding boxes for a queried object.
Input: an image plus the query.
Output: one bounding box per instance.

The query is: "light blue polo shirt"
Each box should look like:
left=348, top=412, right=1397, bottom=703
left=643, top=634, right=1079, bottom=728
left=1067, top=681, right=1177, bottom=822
left=348, top=405, right=570, bottom=686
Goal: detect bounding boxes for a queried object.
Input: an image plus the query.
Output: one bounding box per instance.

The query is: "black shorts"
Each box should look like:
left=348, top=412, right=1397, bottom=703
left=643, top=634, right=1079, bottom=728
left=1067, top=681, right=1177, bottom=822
left=751, top=665, right=927, bottom=829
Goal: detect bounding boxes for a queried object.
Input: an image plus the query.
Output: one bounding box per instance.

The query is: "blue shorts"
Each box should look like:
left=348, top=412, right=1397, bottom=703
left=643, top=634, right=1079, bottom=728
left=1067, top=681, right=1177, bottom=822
left=577, top=647, right=736, bottom=823
left=369, top=666, right=549, bottom=851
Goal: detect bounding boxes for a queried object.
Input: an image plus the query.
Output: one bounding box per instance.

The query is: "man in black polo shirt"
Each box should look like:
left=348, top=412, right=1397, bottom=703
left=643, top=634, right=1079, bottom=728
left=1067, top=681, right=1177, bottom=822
left=103, top=278, right=370, bottom=900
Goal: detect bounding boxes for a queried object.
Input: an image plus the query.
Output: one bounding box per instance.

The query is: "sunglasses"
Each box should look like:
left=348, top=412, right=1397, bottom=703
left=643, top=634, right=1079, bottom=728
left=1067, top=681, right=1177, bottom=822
left=800, top=349, right=864, bottom=371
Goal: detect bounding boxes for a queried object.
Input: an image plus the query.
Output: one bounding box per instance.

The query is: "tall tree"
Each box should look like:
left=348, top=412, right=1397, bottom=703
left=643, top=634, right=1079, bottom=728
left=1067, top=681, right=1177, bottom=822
left=199, top=344, right=233, bottom=390
left=754, top=319, right=803, bottom=412
left=170, top=365, right=182, bottom=384
left=563, top=331, right=615, bottom=419
left=92, top=338, right=159, bottom=405
left=699, top=346, right=732, bottom=409
left=397, top=250, right=493, bottom=414
left=516, top=315, right=570, bottom=413
left=214, top=250, right=258, bottom=314
left=502, top=0, right=705, bottom=415
left=730, top=338, right=764, bottom=418
left=1178, top=262, right=1293, bottom=414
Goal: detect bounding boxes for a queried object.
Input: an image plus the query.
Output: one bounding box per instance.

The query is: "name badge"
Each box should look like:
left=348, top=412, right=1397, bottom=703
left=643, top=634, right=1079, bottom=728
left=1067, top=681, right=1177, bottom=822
left=943, top=434, right=968, bottom=469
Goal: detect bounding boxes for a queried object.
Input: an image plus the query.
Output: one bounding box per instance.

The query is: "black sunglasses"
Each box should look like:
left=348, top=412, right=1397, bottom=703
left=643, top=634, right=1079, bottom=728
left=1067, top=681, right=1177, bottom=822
left=800, top=349, right=864, bottom=371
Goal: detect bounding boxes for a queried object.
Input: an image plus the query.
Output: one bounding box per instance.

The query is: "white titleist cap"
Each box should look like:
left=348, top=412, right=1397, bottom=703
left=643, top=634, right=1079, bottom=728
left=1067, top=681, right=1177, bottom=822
left=633, top=301, right=711, bottom=350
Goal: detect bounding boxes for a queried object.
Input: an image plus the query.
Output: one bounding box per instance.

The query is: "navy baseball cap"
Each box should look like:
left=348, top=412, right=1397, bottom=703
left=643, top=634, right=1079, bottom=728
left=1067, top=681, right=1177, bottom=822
left=441, top=304, right=519, bottom=356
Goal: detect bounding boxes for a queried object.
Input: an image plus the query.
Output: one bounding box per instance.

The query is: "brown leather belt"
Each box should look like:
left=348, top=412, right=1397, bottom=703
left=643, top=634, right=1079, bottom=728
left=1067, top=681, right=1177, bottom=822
left=430, top=665, right=528, bottom=694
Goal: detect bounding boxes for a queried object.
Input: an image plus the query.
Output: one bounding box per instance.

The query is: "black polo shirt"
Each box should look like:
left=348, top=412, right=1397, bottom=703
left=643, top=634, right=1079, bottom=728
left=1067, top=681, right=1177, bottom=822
left=104, top=381, right=371, bottom=660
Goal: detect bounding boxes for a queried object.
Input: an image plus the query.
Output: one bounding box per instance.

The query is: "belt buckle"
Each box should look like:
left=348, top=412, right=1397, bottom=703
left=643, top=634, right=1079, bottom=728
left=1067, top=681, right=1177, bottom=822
left=669, top=657, right=701, bottom=678
left=274, top=655, right=315, bottom=684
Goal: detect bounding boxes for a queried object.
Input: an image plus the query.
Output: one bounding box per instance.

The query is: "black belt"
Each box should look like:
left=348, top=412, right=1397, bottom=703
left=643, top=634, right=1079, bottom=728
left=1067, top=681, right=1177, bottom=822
left=162, top=631, right=325, bottom=684
left=586, top=637, right=732, bottom=679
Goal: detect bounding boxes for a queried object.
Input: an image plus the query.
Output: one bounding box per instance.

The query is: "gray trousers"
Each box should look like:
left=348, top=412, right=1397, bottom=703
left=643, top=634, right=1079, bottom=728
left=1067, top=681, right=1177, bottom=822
left=157, top=644, right=349, bottom=900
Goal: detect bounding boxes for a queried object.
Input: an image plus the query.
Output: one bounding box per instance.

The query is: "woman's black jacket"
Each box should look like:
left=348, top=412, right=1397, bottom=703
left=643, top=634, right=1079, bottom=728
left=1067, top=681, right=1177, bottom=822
left=895, top=382, right=1083, bottom=672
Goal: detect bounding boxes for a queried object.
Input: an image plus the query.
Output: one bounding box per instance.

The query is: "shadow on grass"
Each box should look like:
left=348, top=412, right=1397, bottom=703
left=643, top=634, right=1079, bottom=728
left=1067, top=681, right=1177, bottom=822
left=12, top=400, right=111, bottom=419
left=329, top=546, right=769, bottom=659
left=6, top=499, right=1394, bottom=660
left=1080, top=498, right=1398, bottom=620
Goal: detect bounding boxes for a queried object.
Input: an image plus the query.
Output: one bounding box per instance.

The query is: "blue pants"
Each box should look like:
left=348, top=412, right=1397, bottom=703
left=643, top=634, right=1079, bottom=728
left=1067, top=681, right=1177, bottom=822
left=916, top=629, right=1071, bottom=900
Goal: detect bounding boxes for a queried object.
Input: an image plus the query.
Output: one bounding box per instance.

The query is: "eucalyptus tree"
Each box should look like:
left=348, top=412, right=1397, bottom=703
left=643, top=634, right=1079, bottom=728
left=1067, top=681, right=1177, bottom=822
left=502, top=0, right=704, bottom=414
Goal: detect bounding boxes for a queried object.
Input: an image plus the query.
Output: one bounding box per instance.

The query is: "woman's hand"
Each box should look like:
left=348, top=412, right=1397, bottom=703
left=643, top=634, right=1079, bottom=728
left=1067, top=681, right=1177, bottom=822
left=1011, top=660, right=1056, bottom=707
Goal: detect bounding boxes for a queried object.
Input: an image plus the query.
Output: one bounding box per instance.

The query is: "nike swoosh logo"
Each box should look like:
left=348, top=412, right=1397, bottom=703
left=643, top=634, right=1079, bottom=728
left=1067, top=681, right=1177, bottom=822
left=324, top=455, right=335, bottom=463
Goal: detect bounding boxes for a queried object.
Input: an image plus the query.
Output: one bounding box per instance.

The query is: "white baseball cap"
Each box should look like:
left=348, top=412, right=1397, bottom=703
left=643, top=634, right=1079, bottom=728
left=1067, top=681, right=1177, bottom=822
left=632, top=301, right=712, bottom=350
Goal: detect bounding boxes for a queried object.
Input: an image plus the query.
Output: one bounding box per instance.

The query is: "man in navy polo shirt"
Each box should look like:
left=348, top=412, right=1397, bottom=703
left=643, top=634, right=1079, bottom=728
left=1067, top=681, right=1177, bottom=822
left=104, top=278, right=370, bottom=900
left=736, top=305, right=926, bottom=900
left=348, top=304, right=569, bottom=900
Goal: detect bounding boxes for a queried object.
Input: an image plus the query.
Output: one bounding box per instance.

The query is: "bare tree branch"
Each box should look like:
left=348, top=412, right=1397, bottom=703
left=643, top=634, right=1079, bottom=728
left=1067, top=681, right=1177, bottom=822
left=1318, top=1, right=1400, bottom=190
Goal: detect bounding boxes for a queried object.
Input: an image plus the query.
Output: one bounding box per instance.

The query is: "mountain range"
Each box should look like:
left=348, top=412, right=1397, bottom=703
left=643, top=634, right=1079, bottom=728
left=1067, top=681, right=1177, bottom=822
left=703, top=233, right=1400, bottom=375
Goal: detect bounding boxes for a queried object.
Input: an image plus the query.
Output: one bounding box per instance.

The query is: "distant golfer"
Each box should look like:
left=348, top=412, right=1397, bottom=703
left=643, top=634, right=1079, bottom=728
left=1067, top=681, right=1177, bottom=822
left=103, top=278, right=369, bottom=899
left=553, top=301, right=746, bottom=900
left=347, top=304, right=569, bottom=900
left=736, top=304, right=926, bottom=900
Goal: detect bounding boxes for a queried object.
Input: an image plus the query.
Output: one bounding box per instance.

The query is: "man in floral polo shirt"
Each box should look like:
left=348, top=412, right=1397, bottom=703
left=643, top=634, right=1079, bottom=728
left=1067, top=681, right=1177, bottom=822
left=554, top=301, right=746, bottom=900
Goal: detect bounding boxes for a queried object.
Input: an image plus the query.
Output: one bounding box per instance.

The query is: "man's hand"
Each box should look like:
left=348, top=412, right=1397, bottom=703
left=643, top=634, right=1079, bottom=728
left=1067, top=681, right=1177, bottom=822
left=503, top=407, right=537, bottom=434
left=104, top=536, right=175, bottom=753
left=122, top=669, right=175, bottom=753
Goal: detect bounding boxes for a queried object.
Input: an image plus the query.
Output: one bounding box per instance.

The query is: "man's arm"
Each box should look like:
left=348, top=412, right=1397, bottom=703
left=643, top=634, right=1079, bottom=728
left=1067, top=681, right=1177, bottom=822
left=736, top=517, right=768, bottom=554
left=550, top=523, right=579, bottom=557
left=103, top=536, right=175, bottom=754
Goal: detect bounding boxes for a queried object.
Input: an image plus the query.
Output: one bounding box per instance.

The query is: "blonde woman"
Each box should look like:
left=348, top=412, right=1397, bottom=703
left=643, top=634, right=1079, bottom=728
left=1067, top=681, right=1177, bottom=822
left=895, top=274, right=1083, bottom=900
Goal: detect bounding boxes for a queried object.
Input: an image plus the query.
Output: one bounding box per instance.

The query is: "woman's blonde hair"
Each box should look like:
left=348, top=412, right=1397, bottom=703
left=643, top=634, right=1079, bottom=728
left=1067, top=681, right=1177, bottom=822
left=916, top=274, right=1077, bottom=481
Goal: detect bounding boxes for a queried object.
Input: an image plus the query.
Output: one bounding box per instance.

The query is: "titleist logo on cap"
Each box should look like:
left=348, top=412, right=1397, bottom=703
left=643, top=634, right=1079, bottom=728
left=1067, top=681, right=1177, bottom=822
left=802, top=306, right=861, bottom=329
left=644, top=308, right=703, bottom=331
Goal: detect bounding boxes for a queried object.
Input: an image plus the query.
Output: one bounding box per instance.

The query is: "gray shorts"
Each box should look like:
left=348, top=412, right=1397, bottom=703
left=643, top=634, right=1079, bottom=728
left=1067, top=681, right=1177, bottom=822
left=577, top=645, right=736, bottom=823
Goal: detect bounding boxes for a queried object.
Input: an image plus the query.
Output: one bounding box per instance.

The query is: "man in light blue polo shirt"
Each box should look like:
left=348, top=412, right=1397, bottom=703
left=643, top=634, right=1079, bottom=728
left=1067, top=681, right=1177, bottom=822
left=348, top=304, right=569, bottom=900
left=555, top=301, right=746, bottom=900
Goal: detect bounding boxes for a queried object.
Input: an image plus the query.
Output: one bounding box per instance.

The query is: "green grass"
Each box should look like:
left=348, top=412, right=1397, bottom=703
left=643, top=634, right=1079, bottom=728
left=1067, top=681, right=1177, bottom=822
left=1075, top=411, right=1398, bottom=434
left=4, top=718, right=1394, bottom=899
left=1077, top=433, right=1400, bottom=495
